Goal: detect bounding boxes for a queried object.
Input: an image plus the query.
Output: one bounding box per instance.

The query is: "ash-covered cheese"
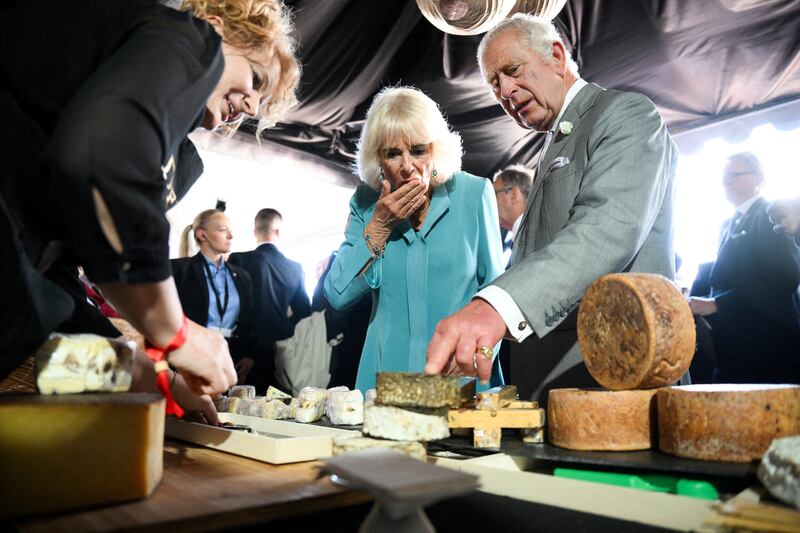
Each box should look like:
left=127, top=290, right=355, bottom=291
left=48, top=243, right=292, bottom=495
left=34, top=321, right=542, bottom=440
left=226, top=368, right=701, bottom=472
left=213, top=396, right=240, bottom=413
left=376, top=372, right=460, bottom=408
left=332, top=436, right=426, bottom=461
left=36, top=334, right=134, bottom=394
left=758, top=436, right=800, bottom=509
left=235, top=397, right=267, bottom=417
left=325, top=389, right=364, bottom=425
left=229, top=385, right=256, bottom=399
left=363, top=404, right=450, bottom=441
left=295, top=387, right=327, bottom=423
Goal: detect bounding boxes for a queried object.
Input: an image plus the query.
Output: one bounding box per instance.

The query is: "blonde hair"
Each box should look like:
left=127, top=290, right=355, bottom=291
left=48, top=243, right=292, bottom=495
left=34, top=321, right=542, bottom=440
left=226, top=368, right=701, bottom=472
left=478, top=14, right=579, bottom=78
left=178, top=208, right=224, bottom=257
left=356, top=87, right=463, bottom=189
left=181, top=0, right=301, bottom=135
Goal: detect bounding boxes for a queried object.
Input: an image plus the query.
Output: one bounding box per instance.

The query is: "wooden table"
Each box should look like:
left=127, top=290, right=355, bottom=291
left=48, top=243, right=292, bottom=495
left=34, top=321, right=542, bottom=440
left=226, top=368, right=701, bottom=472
left=14, top=439, right=371, bottom=532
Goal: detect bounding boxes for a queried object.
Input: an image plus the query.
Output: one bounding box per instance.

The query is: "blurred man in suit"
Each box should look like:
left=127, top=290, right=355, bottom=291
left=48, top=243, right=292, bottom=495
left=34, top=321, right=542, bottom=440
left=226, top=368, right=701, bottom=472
left=689, top=153, right=800, bottom=383
left=228, top=208, right=311, bottom=389
left=493, top=165, right=534, bottom=269
left=426, top=14, right=678, bottom=403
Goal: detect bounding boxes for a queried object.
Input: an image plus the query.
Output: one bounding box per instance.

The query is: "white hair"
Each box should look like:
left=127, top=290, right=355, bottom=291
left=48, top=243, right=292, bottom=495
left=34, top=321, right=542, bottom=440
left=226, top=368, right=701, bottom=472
left=355, top=86, right=463, bottom=189
left=477, top=14, right=579, bottom=77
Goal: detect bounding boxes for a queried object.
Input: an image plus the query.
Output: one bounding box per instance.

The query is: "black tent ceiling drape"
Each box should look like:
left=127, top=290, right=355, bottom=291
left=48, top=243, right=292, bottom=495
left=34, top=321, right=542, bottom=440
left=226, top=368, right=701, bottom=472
left=243, top=0, right=800, bottom=185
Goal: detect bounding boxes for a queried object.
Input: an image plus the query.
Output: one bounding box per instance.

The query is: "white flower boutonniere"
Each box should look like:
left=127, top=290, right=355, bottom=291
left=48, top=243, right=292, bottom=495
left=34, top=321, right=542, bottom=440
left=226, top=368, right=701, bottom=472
left=558, top=121, right=573, bottom=136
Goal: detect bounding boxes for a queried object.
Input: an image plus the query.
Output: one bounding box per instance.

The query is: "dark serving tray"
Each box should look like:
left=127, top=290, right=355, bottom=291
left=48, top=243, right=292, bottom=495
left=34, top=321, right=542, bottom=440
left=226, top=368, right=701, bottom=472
left=429, top=433, right=759, bottom=481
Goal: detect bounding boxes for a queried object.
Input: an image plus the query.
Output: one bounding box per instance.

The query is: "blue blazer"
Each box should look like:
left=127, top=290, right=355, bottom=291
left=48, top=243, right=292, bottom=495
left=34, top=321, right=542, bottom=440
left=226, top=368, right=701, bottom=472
left=324, top=172, right=504, bottom=391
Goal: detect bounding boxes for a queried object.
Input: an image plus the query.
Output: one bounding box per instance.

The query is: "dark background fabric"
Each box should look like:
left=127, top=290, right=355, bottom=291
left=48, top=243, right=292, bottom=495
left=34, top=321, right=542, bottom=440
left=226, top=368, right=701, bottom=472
left=235, top=0, right=800, bottom=183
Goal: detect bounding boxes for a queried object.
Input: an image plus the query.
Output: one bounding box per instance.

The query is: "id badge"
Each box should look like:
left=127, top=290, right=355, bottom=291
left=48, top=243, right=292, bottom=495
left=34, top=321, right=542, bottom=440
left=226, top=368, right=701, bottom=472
left=208, top=326, right=233, bottom=338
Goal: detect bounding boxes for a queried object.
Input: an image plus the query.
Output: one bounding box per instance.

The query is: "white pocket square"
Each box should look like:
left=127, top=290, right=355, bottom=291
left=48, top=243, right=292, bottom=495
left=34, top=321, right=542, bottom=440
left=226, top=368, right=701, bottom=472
left=546, top=156, right=570, bottom=174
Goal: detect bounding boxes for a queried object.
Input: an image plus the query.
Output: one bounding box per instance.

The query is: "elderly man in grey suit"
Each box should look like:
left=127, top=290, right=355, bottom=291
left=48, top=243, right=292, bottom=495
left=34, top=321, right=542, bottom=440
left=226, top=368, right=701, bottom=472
left=425, top=14, right=678, bottom=404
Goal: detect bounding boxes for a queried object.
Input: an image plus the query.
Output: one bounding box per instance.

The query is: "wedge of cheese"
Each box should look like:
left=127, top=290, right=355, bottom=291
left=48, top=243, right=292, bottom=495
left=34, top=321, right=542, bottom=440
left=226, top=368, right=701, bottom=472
left=332, top=436, right=426, bottom=461
left=658, top=384, right=800, bottom=462
left=363, top=404, right=449, bottom=441
left=548, top=388, right=658, bottom=451
left=0, top=393, right=164, bottom=517
left=578, top=273, right=695, bottom=390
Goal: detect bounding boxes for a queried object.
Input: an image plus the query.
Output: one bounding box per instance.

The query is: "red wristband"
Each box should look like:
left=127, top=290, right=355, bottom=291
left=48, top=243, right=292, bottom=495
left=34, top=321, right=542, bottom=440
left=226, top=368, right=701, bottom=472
left=145, top=315, right=188, bottom=417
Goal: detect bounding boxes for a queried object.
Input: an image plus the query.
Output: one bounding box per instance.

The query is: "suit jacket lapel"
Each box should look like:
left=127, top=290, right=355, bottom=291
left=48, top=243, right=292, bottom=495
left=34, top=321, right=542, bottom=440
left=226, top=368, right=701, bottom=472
left=514, top=83, right=604, bottom=258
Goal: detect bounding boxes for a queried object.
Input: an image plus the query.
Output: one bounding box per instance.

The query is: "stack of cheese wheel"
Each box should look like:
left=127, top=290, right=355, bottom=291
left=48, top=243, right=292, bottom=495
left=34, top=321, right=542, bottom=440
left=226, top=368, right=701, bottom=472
left=548, top=273, right=695, bottom=451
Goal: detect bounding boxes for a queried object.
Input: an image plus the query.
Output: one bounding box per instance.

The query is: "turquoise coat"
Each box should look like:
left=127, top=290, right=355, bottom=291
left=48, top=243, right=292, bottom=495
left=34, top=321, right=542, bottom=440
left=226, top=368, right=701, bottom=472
left=324, top=172, right=505, bottom=391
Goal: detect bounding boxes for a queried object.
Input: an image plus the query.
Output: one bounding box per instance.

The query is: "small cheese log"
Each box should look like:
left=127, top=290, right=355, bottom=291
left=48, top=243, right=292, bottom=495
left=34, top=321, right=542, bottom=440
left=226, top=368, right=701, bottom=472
left=213, top=396, right=241, bottom=413
left=473, top=428, right=502, bottom=448
left=235, top=397, right=268, bottom=417
left=229, top=385, right=256, bottom=399
left=548, top=388, right=658, bottom=451
left=0, top=393, right=164, bottom=518
left=363, top=404, right=450, bottom=441
left=577, top=273, right=695, bottom=390
left=521, top=427, right=544, bottom=444
left=658, top=384, right=800, bottom=462
left=35, top=334, right=134, bottom=394
left=365, top=388, right=377, bottom=402
left=265, top=386, right=292, bottom=401
left=295, top=387, right=327, bottom=423
left=448, top=408, right=545, bottom=429
left=758, top=436, right=800, bottom=509
left=333, top=436, right=427, bottom=461
left=325, top=389, right=364, bottom=425
left=262, top=399, right=294, bottom=420
left=476, top=386, right=518, bottom=411
left=376, top=372, right=460, bottom=408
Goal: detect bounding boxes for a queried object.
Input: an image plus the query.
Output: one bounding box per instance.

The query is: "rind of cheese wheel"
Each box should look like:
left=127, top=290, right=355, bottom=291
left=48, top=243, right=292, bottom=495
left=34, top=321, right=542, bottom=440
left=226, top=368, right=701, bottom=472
left=548, top=388, right=658, bottom=451
left=658, top=384, right=800, bottom=462
left=577, top=273, right=695, bottom=390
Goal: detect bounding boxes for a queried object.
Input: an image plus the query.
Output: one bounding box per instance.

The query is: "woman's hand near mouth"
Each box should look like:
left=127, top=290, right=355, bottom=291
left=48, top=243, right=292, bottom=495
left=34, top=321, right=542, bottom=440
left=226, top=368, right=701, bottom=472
left=365, top=179, right=428, bottom=248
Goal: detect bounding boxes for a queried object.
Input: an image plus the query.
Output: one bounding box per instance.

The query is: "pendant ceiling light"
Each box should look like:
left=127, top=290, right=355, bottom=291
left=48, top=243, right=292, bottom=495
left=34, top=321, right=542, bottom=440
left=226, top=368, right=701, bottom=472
left=416, top=0, right=567, bottom=35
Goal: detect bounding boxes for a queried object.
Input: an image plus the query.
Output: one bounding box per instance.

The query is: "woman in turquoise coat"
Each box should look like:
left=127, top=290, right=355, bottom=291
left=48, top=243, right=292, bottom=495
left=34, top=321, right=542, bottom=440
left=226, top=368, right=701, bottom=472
left=324, top=87, right=504, bottom=392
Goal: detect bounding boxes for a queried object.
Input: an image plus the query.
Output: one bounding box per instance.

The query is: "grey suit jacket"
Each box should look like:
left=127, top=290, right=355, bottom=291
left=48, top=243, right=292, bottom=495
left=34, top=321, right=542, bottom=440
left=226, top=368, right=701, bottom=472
left=495, top=83, right=678, bottom=401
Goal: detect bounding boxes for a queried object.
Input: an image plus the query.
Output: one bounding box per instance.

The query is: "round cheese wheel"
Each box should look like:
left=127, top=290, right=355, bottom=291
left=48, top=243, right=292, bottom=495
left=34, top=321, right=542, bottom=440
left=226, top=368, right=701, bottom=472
left=547, top=388, right=659, bottom=451
left=658, top=384, right=800, bottom=462
left=578, top=273, right=695, bottom=390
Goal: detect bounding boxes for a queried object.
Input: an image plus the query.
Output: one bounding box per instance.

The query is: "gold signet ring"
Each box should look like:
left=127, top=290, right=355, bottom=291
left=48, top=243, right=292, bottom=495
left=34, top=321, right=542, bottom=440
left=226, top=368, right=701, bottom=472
left=476, top=346, right=493, bottom=360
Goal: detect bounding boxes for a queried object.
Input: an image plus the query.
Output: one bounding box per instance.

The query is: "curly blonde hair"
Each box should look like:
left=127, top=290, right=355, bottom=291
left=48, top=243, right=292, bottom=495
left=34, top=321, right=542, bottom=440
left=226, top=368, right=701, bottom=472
left=181, top=0, right=300, bottom=135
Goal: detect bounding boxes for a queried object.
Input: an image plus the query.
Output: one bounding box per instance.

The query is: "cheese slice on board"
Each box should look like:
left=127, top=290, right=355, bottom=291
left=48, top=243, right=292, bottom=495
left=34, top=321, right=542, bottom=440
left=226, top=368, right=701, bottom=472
left=578, top=273, right=695, bottom=390
left=0, top=393, right=165, bottom=518
left=658, top=384, right=800, bottom=462
left=548, top=388, right=659, bottom=451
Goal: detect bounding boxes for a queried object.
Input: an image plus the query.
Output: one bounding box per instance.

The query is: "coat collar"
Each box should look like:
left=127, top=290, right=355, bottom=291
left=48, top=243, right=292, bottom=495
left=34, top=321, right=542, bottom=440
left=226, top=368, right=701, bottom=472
left=398, top=178, right=452, bottom=244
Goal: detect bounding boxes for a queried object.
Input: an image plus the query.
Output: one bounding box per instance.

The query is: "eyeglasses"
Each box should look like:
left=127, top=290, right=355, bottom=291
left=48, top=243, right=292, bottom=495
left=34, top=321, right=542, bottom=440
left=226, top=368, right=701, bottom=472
left=494, top=186, right=514, bottom=195
left=723, top=171, right=754, bottom=183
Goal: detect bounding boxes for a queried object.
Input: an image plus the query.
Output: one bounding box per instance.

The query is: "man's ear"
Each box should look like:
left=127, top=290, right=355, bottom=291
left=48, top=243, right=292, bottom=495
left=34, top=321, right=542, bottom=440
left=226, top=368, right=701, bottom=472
left=551, top=41, right=568, bottom=76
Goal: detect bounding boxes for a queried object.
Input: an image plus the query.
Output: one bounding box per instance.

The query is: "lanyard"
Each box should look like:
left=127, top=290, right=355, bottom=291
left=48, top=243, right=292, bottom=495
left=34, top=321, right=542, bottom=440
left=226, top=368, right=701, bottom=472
left=203, top=259, right=229, bottom=320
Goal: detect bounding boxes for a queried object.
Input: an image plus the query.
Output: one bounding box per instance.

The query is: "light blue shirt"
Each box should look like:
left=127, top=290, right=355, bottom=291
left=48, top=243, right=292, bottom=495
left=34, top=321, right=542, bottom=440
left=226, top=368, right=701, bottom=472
left=324, top=172, right=504, bottom=391
left=203, top=256, right=240, bottom=333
